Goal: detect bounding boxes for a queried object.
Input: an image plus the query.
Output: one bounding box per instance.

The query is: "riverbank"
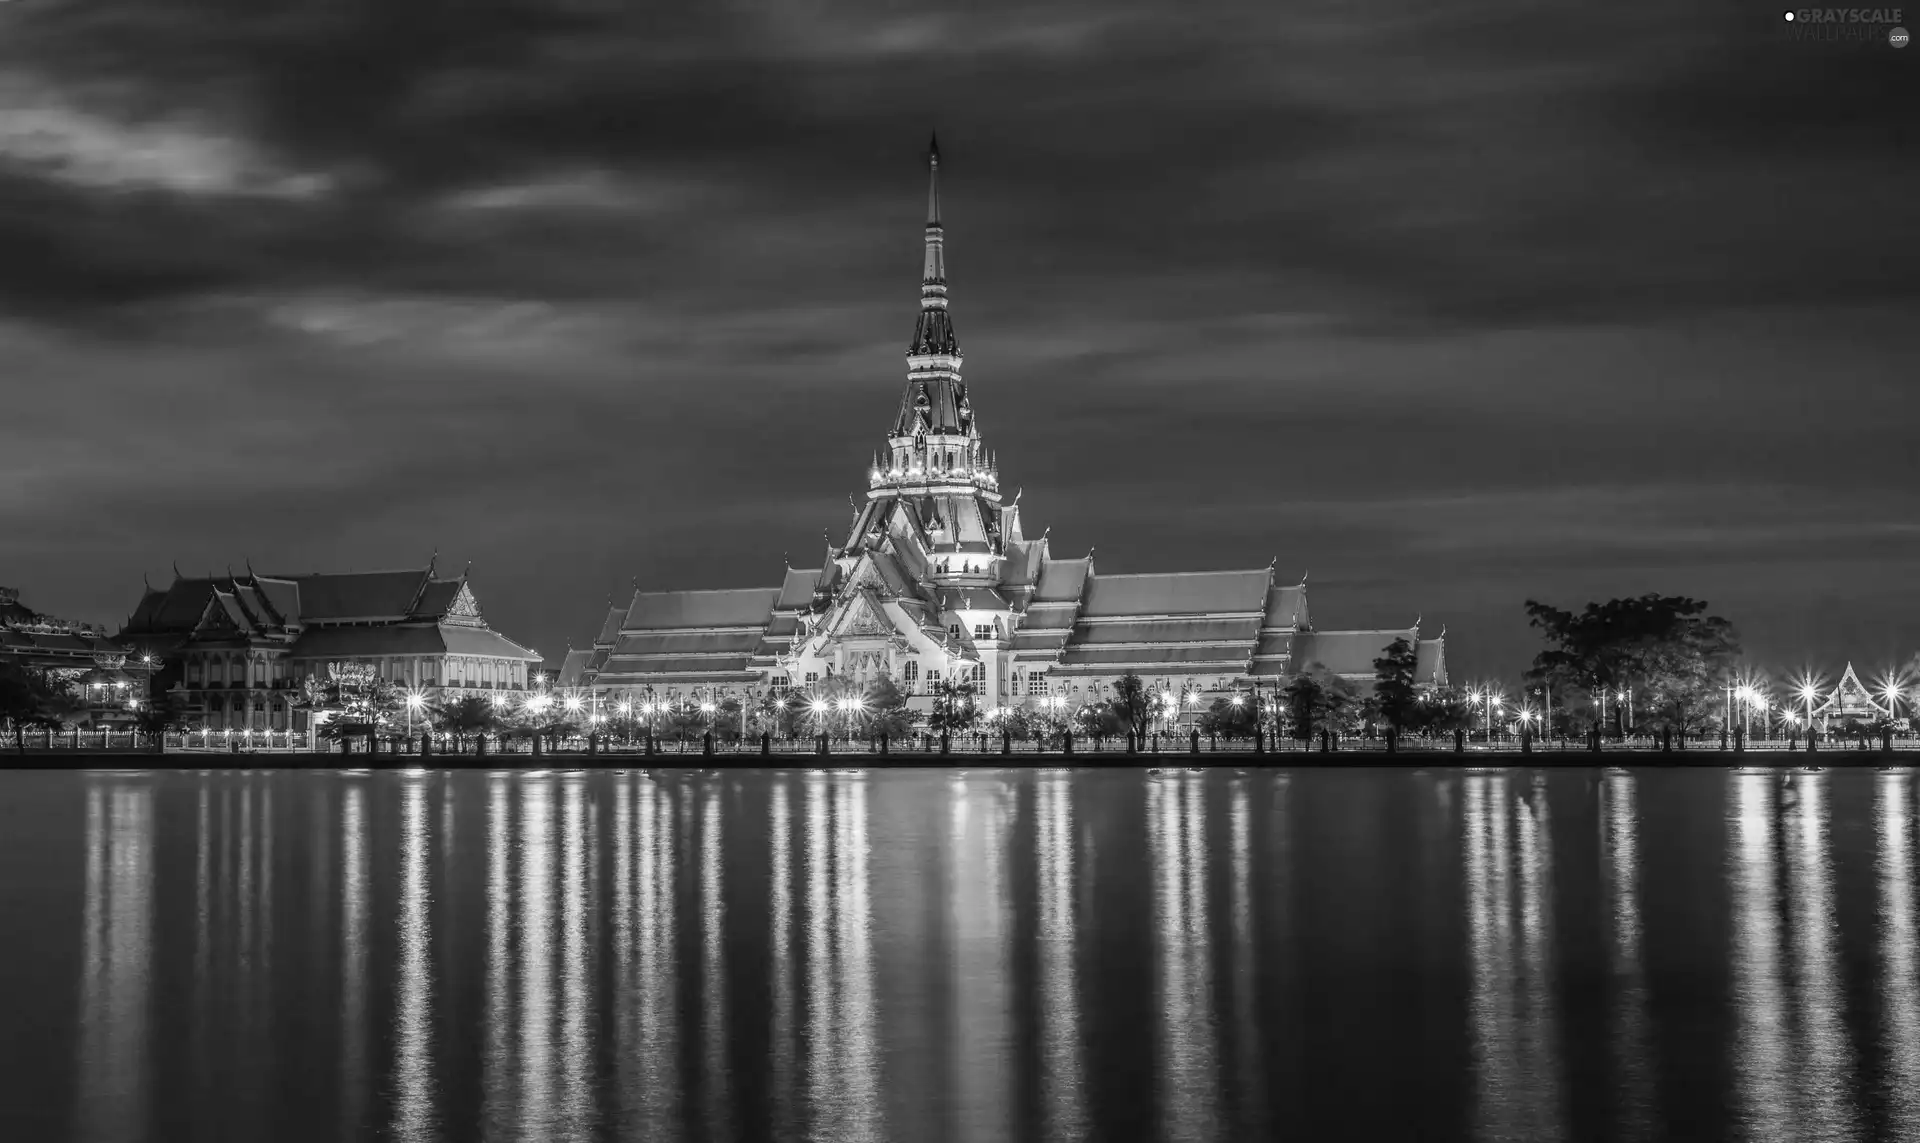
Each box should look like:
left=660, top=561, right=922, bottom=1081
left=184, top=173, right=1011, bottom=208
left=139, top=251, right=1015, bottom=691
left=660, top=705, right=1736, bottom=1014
left=6, top=748, right=1919, bottom=770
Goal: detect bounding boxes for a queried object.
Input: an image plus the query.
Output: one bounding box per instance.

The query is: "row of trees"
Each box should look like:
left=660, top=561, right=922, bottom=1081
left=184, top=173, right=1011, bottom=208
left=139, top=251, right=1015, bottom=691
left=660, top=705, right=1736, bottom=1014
left=1523, top=594, right=1743, bottom=742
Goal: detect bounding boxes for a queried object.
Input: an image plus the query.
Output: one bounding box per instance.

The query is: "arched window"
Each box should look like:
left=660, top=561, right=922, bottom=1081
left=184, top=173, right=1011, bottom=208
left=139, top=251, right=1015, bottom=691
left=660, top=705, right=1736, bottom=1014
left=903, top=661, right=919, bottom=692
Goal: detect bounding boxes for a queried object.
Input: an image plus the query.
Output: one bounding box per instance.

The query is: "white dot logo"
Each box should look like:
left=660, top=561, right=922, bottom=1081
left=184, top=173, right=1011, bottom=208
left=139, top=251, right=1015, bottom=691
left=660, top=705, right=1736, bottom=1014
left=1892, top=26, right=1910, bottom=46
left=1784, top=9, right=1795, bottom=19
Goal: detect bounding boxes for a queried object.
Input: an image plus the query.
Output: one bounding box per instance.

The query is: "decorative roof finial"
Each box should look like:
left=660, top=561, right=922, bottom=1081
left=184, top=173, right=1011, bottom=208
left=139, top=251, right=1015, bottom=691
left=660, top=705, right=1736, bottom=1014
left=171, top=561, right=181, bottom=581
left=908, top=134, right=957, bottom=358
left=927, top=132, right=941, bottom=226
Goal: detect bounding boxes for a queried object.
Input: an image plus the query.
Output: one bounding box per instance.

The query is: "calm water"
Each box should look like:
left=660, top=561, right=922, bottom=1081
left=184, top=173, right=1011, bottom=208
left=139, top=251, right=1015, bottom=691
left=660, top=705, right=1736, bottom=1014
left=3, top=765, right=1918, bottom=1142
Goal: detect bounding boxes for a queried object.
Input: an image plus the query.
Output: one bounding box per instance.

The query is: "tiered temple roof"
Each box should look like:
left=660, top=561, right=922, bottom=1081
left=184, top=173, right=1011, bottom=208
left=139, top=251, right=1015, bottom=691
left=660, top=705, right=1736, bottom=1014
left=119, top=561, right=537, bottom=663
left=0, top=586, right=127, bottom=670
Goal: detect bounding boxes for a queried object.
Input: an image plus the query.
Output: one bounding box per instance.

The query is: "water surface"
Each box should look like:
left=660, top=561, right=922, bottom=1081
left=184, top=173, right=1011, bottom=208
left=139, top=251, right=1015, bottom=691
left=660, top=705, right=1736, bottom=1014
left=3, top=765, right=1917, bottom=1141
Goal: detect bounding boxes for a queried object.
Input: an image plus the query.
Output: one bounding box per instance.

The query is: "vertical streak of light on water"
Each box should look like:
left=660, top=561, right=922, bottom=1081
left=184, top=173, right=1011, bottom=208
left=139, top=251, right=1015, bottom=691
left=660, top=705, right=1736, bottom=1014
left=76, top=787, right=104, bottom=1141
left=1230, top=780, right=1265, bottom=1136
left=950, top=777, right=1013, bottom=1143
left=483, top=777, right=512, bottom=1138
left=1731, top=774, right=1792, bottom=1143
left=239, top=778, right=255, bottom=989
left=1787, top=772, right=1859, bottom=1141
left=260, top=782, right=274, bottom=1009
left=768, top=778, right=795, bottom=1140
left=1514, top=776, right=1567, bottom=1141
left=837, top=778, right=882, bottom=1140
left=1154, top=776, right=1218, bottom=1143
left=1184, top=777, right=1218, bottom=1139
left=702, top=782, right=734, bottom=1142
left=193, top=785, right=211, bottom=1105
left=392, top=777, right=436, bottom=1142
left=1464, top=774, right=1519, bottom=1141
left=516, top=778, right=555, bottom=1139
left=637, top=778, right=680, bottom=1136
left=1604, top=772, right=1655, bottom=1140
left=611, top=776, right=636, bottom=1135
left=805, top=776, right=833, bottom=1140
left=340, top=785, right=368, bottom=1143
left=1037, top=777, right=1089, bottom=1141
left=75, top=784, right=154, bottom=1143
left=1880, top=771, right=1920, bottom=1135
left=559, top=780, right=591, bottom=1137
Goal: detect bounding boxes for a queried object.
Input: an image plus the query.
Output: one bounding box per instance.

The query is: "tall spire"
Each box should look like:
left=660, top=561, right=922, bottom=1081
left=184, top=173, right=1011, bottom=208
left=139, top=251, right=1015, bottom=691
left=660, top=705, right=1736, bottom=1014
left=910, top=133, right=957, bottom=357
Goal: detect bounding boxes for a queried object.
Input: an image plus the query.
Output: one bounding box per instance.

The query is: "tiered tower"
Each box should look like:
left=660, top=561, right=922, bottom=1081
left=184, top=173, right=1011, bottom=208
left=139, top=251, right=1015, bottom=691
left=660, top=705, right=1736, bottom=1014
left=846, top=135, right=1013, bottom=587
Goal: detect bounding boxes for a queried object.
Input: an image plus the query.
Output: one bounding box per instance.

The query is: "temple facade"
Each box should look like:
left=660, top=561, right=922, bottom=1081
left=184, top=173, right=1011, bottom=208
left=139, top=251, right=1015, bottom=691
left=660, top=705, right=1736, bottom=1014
left=118, top=559, right=540, bottom=731
left=1810, top=662, right=1895, bottom=726
left=561, top=142, right=1448, bottom=718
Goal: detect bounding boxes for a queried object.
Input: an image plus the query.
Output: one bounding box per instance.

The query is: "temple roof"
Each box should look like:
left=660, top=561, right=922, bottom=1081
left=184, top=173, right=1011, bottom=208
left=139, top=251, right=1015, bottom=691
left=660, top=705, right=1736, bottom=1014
left=623, top=587, right=781, bottom=631
left=593, top=606, right=625, bottom=647
left=1080, top=569, right=1270, bottom=618
left=1291, top=628, right=1421, bottom=679
left=286, top=623, right=537, bottom=661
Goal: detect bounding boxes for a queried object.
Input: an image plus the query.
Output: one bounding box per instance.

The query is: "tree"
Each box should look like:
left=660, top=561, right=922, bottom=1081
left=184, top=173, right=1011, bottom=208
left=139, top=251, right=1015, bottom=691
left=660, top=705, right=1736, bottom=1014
left=748, top=690, right=807, bottom=740
left=1074, top=701, right=1123, bottom=744
left=1412, top=686, right=1476, bottom=737
left=1526, top=595, right=1740, bottom=743
left=0, top=663, right=85, bottom=753
left=1197, top=696, right=1259, bottom=739
left=431, top=695, right=497, bottom=753
left=1283, top=665, right=1357, bottom=743
left=928, top=678, right=979, bottom=736
left=1109, top=673, right=1156, bottom=742
left=1372, top=638, right=1420, bottom=744
left=300, top=663, right=403, bottom=753
left=864, top=673, right=918, bottom=739
left=132, top=692, right=190, bottom=750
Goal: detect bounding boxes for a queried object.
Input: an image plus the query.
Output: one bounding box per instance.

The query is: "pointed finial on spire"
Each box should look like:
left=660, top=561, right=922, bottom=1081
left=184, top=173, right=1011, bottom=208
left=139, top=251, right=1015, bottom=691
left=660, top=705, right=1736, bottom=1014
left=171, top=561, right=181, bottom=581
left=927, top=132, right=941, bottom=225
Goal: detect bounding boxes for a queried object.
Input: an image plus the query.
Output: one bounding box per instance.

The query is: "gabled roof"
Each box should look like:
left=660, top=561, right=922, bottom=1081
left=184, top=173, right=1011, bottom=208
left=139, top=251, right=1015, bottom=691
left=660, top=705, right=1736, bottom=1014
left=556, top=649, right=596, bottom=687
left=1812, top=662, right=1892, bottom=717
left=286, top=569, right=429, bottom=620
left=1264, top=583, right=1310, bottom=630
left=412, top=578, right=464, bottom=620
left=1032, top=557, right=1089, bottom=603
left=594, top=606, right=625, bottom=647
left=777, top=568, right=823, bottom=610
left=1291, top=628, right=1419, bottom=679
left=1079, top=569, right=1269, bottom=618
left=1415, top=637, right=1447, bottom=688
left=623, top=587, right=780, bottom=631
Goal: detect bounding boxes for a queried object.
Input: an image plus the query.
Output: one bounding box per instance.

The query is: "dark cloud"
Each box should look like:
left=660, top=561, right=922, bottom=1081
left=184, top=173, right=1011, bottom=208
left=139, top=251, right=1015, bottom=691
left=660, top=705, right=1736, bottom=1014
left=1, top=0, right=1915, bottom=677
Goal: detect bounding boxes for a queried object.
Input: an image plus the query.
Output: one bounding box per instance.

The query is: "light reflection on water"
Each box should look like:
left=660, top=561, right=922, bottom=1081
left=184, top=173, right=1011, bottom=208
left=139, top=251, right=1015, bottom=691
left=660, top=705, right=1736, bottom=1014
left=21, top=765, right=1920, bottom=1142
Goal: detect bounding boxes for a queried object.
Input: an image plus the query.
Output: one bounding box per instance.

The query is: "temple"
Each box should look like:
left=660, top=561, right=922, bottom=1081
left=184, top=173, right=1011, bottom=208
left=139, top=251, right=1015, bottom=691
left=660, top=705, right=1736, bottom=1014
left=117, top=559, right=539, bottom=732
left=561, top=141, right=1448, bottom=716
left=1809, top=662, right=1894, bottom=726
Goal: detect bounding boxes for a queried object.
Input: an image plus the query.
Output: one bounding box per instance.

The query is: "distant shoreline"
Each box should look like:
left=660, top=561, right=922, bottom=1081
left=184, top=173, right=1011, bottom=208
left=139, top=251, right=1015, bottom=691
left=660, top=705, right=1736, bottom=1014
left=6, top=750, right=1918, bottom=771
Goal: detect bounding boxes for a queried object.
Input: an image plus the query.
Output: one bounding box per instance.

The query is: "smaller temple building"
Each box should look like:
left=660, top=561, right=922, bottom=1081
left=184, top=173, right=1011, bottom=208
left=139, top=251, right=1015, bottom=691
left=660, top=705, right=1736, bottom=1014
left=117, top=559, right=539, bottom=732
left=1810, top=662, right=1897, bottom=727
left=2, top=586, right=147, bottom=726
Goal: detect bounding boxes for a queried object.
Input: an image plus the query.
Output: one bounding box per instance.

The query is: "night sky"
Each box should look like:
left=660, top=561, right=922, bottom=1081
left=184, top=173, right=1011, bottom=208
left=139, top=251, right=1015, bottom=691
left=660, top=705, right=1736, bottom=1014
left=1, top=0, right=1914, bottom=682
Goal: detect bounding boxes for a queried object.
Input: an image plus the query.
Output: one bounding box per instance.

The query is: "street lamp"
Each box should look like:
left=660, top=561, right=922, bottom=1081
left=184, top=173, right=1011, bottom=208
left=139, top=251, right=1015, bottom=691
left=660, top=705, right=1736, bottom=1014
left=405, top=689, right=424, bottom=742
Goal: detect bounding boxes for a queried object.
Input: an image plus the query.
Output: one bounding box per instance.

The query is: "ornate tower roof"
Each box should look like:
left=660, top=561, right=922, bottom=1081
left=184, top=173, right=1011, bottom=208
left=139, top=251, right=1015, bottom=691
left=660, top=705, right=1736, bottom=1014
left=908, top=133, right=957, bottom=359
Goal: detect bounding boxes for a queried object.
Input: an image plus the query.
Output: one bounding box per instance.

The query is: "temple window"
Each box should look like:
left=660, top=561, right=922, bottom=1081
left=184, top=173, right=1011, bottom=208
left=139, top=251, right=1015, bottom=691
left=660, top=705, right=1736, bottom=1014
left=971, top=663, right=985, bottom=683
left=973, top=624, right=993, bottom=640
left=902, top=662, right=918, bottom=692
left=948, top=623, right=962, bottom=640
left=1028, top=673, right=1049, bottom=696
left=805, top=672, right=819, bottom=689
